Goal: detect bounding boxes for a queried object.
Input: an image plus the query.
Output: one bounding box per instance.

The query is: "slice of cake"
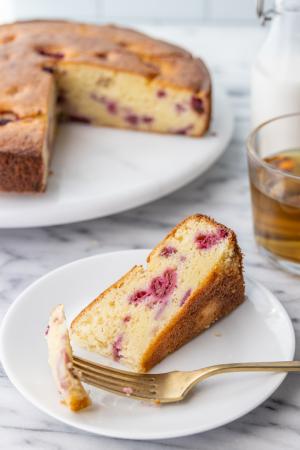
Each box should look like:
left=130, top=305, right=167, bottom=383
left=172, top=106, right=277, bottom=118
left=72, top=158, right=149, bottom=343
left=71, top=215, right=245, bottom=373
left=0, top=21, right=211, bottom=192
left=46, top=304, right=90, bottom=411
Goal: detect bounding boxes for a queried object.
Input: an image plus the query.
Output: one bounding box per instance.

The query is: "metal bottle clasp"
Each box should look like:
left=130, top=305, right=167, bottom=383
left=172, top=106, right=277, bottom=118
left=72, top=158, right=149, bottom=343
left=257, top=0, right=277, bottom=25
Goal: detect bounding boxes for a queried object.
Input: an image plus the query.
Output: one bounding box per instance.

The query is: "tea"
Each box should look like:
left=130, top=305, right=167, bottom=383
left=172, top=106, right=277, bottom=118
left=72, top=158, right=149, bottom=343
left=249, top=149, right=300, bottom=263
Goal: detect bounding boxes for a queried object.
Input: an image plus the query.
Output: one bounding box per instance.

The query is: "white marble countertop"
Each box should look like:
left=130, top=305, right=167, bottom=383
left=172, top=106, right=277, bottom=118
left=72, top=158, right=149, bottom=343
left=1, top=25, right=300, bottom=450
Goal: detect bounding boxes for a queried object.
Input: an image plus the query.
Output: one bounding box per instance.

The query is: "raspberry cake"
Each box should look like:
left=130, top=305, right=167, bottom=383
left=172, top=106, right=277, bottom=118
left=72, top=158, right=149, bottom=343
left=71, top=215, right=245, bottom=373
left=0, top=21, right=211, bottom=192
left=46, top=304, right=90, bottom=411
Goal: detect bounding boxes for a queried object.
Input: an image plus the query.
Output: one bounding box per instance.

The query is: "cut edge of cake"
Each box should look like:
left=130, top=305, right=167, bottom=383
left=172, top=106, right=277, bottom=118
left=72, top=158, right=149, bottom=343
left=55, top=60, right=211, bottom=137
left=70, top=214, right=245, bottom=373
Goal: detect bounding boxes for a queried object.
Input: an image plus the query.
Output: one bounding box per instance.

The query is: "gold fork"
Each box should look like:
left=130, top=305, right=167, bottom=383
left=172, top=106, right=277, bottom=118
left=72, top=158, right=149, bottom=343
left=73, top=356, right=300, bottom=403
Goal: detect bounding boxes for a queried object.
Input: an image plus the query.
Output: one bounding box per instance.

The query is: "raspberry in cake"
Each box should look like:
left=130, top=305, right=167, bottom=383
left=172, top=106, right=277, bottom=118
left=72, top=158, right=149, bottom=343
left=71, top=214, right=245, bottom=372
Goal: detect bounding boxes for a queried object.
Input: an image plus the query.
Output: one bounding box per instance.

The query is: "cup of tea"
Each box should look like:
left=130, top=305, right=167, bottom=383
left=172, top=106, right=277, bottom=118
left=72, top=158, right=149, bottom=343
left=247, top=113, right=300, bottom=275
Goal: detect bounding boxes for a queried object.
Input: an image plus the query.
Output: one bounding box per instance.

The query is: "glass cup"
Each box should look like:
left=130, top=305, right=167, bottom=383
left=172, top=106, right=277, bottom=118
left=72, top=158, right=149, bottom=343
left=247, top=113, right=300, bottom=275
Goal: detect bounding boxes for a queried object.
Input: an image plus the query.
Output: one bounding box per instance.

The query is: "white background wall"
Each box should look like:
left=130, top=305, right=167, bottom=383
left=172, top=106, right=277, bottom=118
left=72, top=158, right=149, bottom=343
left=0, top=0, right=258, bottom=24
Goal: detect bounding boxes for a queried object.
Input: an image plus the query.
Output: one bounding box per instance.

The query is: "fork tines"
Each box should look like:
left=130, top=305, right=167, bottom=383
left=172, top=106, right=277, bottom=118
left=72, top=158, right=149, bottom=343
left=73, top=355, right=158, bottom=401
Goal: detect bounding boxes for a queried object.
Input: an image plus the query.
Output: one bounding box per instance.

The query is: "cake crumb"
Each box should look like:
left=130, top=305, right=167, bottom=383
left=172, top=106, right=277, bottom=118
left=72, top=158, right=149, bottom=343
left=141, top=400, right=161, bottom=407
left=214, top=331, right=222, bottom=337
left=122, top=386, right=133, bottom=396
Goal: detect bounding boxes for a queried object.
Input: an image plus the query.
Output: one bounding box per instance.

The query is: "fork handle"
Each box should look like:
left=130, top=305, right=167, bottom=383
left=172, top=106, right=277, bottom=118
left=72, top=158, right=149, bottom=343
left=193, top=361, right=300, bottom=380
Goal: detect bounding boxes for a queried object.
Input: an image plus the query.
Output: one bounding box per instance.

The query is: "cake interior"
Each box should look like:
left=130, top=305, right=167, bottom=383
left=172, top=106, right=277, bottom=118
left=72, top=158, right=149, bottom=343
left=71, top=216, right=239, bottom=372
left=54, top=63, right=209, bottom=136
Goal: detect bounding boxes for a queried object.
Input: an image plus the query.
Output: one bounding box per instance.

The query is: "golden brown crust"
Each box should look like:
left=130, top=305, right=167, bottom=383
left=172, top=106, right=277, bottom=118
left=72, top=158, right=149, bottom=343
left=0, top=62, right=54, bottom=192
left=0, top=152, right=45, bottom=192
left=0, top=117, right=47, bottom=191
left=0, top=116, right=46, bottom=155
left=68, top=395, right=91, bottom=412
left=0, top=20, right=210, bottom=98
left=0, top=64, right=54, bottom=118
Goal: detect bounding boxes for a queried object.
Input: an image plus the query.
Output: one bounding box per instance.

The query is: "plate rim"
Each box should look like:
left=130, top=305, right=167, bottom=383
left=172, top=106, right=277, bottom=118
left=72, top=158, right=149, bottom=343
left=0, top=249, right=295, bottom=440
left=0, top=86, right=233, bottom=228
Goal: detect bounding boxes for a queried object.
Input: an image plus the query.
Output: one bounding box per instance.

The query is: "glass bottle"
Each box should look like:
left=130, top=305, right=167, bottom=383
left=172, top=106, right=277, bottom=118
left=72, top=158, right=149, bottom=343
left=251, top=0, right=300, bottom=128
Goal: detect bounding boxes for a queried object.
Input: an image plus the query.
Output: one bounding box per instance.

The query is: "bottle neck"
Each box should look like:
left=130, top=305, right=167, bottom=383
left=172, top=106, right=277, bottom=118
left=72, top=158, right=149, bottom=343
left=271, top=5, right=300, bottom=38
left=256, top=1, right=300, bottom=78
left=276, top=0, right=300, bottom=12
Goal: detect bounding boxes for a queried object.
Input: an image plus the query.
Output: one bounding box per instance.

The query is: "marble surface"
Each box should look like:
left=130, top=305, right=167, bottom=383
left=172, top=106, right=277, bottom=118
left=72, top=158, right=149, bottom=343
left=1, top=25, right=300, bottom=450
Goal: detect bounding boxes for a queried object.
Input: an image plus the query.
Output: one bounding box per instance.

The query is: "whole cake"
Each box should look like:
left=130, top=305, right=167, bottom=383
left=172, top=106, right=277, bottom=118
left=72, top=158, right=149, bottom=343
left=0, top=21, right=211, bottom=192
left=46, top=304, right=90, bottom=411
left=71, top=215, right=245, bottom=373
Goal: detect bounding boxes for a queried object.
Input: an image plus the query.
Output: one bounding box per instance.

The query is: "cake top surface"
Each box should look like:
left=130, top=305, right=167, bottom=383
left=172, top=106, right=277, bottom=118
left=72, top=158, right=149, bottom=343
left=0, top=21, right=210, bottom=119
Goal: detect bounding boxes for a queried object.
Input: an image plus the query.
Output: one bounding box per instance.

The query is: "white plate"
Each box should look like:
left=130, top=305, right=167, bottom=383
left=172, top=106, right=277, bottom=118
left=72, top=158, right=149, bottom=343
left=0, top=250, right=294, bottom=440
left=0, top=87, right=233, bottom=228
